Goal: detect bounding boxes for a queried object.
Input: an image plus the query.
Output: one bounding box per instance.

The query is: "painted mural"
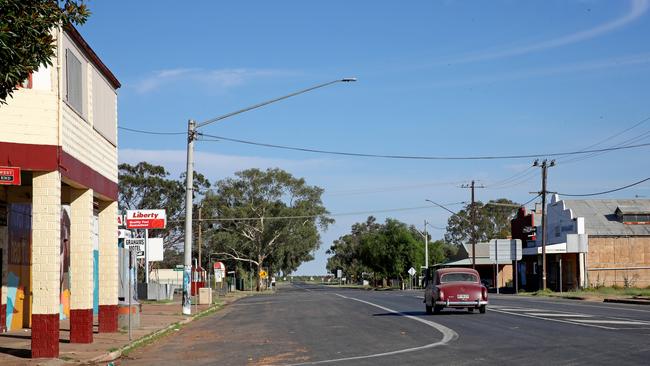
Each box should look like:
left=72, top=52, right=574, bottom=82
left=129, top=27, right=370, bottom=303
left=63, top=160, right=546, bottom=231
left=6, top=204, right=31, bottom=331
left=60, top=205, right=71, bottom=320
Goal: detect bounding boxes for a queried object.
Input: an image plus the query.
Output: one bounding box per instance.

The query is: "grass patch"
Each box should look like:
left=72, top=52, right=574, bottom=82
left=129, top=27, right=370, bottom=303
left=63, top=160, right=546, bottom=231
left=139, top=299, right=175, bottom=305
left=121, top=322, right=182, bottom=357
left=520, top=286, right=650, bottom=299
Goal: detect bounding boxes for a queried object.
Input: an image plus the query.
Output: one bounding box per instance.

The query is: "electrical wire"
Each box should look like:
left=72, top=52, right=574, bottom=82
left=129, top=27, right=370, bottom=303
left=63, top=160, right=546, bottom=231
left=118, top=126, right=186, bottom=135
left=169, top=201, right=467, bottom=222
left=197, top=133, right=650, bottom=161
left=556, top=177, right=650, bottom=197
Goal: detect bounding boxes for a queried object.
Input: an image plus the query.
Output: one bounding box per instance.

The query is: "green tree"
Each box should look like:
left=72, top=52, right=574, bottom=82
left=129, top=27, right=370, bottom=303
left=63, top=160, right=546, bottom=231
left=0, top=0, right=90, bottom=103
left=118, top=162, right=210, bottom=268
left=444, top=198, right=520, bottom=245
left=326, top=216, right=379, bottom=282
left=358, top=218, right=424, bottom=287
left=202, top=168, right=332, bottom=291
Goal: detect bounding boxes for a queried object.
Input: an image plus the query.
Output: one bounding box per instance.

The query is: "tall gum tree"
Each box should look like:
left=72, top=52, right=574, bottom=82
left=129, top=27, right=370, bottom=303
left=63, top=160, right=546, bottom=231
left=203, top=168, right=332, bottom=291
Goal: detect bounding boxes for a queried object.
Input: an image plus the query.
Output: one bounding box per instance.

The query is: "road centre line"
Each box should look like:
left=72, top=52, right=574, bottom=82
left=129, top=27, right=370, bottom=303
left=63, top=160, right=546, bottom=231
left=288, top=294, right=459, bottom=365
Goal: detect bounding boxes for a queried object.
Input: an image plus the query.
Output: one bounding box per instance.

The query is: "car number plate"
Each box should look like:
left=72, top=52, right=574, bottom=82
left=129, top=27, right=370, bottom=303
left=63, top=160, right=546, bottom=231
left=457, top=294, right=469, bottom=300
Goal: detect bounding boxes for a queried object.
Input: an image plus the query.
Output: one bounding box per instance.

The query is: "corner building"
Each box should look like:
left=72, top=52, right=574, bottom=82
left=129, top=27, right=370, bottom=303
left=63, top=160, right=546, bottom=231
left=0, top=25, right=120, bottom=358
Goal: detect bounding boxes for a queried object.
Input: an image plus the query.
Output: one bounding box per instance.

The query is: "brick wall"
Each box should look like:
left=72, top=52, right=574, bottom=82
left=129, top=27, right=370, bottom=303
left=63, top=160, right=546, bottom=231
left=70, top=189, right=94, bottom=310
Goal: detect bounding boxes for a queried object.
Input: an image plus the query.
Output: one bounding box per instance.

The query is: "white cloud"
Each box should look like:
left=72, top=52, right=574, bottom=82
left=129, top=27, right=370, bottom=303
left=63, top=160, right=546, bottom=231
left=129, top=67, right=301, bottom=94
left=118, top=148, right=334, bottom=180
left=425, top=52, right=650, bottom=88
left=447, top=0, right=649, bottom=64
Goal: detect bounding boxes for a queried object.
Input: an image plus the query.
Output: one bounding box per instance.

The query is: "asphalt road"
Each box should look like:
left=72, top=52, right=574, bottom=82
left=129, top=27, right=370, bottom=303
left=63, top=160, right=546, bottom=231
left=121, top=283, right=650, bottom=365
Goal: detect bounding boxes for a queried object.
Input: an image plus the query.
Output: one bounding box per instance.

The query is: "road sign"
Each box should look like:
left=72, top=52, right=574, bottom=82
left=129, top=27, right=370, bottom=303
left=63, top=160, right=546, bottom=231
left=126, top=209, right=166, bottom=229
left=408, top=267, right=416, bottom=276
left=336, top=269, right=342, bottom=279
left=214, top=262, right=226, bottom=283
left=0, top=166, right=21, bottom=186
left=488, top=239, right=522, bottom=262
left=259, top=270, right=268, bottom=279
left=174, top=264, right=184, bottom=271
left=124, top=238, right=145, bottom=246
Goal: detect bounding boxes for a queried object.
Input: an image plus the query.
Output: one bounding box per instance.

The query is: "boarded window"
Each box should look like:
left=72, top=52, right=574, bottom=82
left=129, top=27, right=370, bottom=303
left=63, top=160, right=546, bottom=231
left=92, top=69, right=117, bottom=145
left=66, top=49, right=83, bottom=114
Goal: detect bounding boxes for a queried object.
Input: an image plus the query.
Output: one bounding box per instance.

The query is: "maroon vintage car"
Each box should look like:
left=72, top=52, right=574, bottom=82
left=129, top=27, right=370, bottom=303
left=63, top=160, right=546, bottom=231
left=424, top=267, right=488, bottom=314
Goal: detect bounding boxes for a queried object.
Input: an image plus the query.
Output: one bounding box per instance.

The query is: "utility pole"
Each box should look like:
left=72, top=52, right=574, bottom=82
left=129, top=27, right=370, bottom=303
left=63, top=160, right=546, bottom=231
left=461, top=180, right=485, bottom=269
left=533, top=159, right=555, bottom=290
left=424, top=220, right=429, bottom=268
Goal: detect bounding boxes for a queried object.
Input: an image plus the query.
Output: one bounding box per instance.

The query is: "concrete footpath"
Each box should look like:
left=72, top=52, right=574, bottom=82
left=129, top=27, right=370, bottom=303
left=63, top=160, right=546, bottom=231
left=0, top=292, right=248, bottom=366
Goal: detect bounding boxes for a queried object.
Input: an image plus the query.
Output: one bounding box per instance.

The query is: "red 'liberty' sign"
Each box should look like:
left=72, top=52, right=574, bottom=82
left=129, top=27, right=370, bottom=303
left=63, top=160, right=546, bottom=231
left=126, top=209, right=166, bottom=229
left=0, top=166, right=21, bottom=185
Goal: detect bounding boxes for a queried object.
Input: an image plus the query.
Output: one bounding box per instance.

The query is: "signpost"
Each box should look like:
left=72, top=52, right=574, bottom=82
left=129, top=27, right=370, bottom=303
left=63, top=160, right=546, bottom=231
left=488, top=239, right=522, bottom=294
left=126, top=210, right=166, bottom=284
left=0, top=166, right=21, bottom=185
left=124, top=238, right=145, bottom=258
left=408, top=267, right=416, bottom=290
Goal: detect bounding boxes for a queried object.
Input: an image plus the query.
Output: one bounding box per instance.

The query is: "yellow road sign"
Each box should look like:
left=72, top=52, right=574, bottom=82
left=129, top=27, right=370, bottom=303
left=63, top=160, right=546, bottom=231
left=259, top=270, right=268, bottom=279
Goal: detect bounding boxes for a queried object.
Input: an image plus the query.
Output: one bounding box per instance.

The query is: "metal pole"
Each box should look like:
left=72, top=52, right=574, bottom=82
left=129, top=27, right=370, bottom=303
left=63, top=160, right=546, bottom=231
left=541, top=162, right=548, bottom=290
left=559, top=258, right=563, bottom=293
left=471, top=180, right=476, bottom=269
left=183, top=119, right=196, bottom=315
left=128, top=248, right=132, bottom=341
left=495, top=240, right=499, bottom=294
left=144, top=228, right=149, bottom=284
left=424, top=220, right=429, bottom=268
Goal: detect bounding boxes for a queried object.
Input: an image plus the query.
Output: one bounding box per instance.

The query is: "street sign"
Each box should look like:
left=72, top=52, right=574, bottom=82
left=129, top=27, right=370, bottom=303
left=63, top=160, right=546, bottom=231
left=126, top=209, right=166, bottom=229
left=336, top=269, right=342, bottom=279
left=125, top=238, right=145, bottom=258
left=174, top=264, right=184, bottom=271
left=214, top=262, right=226, bottom=283
left=408, top=267, right=416, bottom=276
left=488, top=239, right=523, bottom=262
left=259, top=270, right=268, bottom=279
left=0, top=166, right=21, bottom=186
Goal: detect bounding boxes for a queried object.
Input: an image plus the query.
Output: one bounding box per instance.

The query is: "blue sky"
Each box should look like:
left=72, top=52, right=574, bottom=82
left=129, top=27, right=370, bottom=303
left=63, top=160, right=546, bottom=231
left=81, top=0, right=650, bottom=274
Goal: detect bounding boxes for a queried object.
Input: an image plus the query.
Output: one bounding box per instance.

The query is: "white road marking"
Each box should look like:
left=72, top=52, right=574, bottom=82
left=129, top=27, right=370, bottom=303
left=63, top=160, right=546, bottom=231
left=525, top=313, right=593, bottom=318
left=490, top=308, right=618, bottom=330
left=288, top=294, right=459, bottom=365
left=571, top=319, right=647, bottom=325
left=498, top=297, right=650, bottom=314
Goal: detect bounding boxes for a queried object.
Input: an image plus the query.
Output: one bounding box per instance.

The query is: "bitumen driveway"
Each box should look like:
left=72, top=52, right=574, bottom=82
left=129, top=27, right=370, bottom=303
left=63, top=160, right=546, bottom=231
left=120, top=283, right=650, bottom=365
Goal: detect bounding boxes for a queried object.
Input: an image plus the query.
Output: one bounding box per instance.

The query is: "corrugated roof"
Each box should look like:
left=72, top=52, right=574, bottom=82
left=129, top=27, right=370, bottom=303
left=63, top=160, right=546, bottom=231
left=562, top=199, right=650, bottom=236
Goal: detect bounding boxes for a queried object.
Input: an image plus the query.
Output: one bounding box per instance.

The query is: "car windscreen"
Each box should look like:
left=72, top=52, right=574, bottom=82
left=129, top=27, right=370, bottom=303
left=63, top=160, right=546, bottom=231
left=440, top=273, right=478, bottom=283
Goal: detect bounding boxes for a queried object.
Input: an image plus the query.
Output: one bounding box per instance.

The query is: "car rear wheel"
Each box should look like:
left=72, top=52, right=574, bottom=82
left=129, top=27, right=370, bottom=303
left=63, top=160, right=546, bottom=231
left=479, top=305, right=486, bottom=314
left=426, top=305, right=433, bottom=314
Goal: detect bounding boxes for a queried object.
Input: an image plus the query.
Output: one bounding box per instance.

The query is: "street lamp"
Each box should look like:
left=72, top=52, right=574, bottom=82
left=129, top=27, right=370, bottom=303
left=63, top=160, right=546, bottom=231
left=425, top=199, right=476, bottom=268
left=182, top=78, right=357, bottom=315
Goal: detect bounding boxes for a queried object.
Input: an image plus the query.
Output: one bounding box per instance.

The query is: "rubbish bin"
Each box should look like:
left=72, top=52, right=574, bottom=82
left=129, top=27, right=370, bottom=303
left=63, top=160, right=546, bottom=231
left=236, top=278, right=245, bottom=291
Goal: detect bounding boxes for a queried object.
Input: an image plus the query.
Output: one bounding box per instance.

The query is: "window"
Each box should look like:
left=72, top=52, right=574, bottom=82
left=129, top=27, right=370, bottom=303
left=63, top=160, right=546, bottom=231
left=440, top=273, right=478, bottom=283
left=66, top=49, right=83, bottom=114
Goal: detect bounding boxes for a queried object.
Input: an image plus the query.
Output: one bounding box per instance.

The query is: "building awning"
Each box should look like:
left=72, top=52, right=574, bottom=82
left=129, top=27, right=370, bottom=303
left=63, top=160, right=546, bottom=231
left=523, top=243, right=566, bottom=255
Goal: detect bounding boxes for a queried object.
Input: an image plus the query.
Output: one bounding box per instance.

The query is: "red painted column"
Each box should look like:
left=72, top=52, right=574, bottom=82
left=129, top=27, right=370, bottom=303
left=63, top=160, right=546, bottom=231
left=0, top=304, right=6, bottom=333
left=31, top=314, right=59, bottom=358
left=70, top=309, right=93, bottom=343
left=98, top=305, right=118, bottom=332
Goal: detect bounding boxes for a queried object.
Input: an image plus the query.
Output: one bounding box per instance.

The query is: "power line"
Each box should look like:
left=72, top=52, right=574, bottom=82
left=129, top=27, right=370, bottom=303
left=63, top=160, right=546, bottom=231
left=556, top=177, right=650, bottom=197
left=169, top=201, right=467, bottom=222
left=197, top=133, right=650, bottom=161
left=118, top=126, right=186, bottom=135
